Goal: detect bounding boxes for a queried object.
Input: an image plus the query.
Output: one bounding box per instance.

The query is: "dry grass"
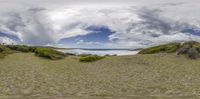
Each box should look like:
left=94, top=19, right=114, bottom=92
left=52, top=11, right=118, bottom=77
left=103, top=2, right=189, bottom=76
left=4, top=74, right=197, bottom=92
left=0, top=53, right=200, bottom=99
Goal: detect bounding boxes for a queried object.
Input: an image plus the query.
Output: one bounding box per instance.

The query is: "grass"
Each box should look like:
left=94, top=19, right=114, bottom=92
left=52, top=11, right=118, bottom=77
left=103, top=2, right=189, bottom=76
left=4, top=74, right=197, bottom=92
left=138, top=43, right=181, bottom=54
left=79, top=55, right=105, bottom=62
left=0, top=53, right=200, bottom=98
left=138, top=41, right=200, bottom=59
left=6, top=45, right=30, bottom=52
left=0, top=45, right=65, bottom=60
left=35, top=48, right=65, bottom=60
left=0, top=45, right=12, bottom=58
left=0, top=44, right=106, bottom=62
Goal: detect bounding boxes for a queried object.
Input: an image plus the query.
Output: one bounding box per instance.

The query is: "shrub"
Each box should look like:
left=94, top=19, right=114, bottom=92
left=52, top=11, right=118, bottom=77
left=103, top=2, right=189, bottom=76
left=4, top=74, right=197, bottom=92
left=0, top=45, right=12, bottom=58
left=195, top=46, right=200, bottom=53
left=188, top=42, right=200, bottom=53
left=187, top=48, right=199, bottom=59
left=79, top=55, right=104, bottom=62
left=138, top=45, right=165, bottom=54
left=182, top=41, right=200, bottom=48
left=6, top=45, right=30, bottom=52
left=28, top=46, right=37, bottom=52
left=165, top=43, right=181, bottom=53
left=138, top=43, right=181, bottom=54
left=35, top=48, right=65, bottom=60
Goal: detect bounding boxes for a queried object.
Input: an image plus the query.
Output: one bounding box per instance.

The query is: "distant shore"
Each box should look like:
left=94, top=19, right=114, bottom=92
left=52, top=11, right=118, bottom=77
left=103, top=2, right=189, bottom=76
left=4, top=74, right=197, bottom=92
left=56, top=48, right=140, bottom=56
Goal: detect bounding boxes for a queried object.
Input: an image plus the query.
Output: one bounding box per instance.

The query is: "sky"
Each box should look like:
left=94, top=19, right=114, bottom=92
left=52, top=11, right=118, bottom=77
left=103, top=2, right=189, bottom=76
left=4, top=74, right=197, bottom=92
left=0, top=0, right=200, bottom=48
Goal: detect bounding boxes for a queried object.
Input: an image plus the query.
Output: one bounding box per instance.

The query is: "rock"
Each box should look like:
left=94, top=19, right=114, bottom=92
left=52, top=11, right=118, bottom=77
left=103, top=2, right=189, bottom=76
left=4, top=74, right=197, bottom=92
left=187, top=48, right=199, bottom=59
left=176, top=47, right=188, bottom=55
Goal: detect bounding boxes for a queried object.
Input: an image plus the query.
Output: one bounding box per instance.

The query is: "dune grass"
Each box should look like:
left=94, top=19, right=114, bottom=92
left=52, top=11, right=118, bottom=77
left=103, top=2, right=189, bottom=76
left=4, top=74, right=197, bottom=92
left=6, top=45, right=31, bottom=52
left=0, top=45, right=65, bottom=60
left=0, top=53, right=200, bottom=98
left=35, top=48, right=65, bottom=60
left=139, top=41, right=200, bottom=60
left=0, top=45, right=12, bottom=58
left=79, top=55, right=105, bottom=62
left=138, top=43, right=181, bottom=54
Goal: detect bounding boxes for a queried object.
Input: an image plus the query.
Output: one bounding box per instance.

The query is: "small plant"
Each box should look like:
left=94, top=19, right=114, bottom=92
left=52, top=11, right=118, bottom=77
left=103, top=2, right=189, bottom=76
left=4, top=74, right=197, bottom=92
left=35, top=48, right=65, bottom=60
left=79, top=55, right=105, bottom=62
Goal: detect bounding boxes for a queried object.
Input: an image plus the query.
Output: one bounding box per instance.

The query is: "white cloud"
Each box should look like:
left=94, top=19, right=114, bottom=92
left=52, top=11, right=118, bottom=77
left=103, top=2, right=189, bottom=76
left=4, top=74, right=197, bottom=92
left=76, top=39, right=101, bottom=45
left=0, top=37, right=16, bottom=44
left=0, top=0, right=200, bottom=48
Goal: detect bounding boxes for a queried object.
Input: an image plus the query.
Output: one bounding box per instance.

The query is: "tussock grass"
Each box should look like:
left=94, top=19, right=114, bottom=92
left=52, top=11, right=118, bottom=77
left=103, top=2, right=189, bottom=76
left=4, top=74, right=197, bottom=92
left=79, top=55, right=105, bottom=62
left=6, top=45, right=30, bottom=52
left=35, top=48, right=65, bottom=60
left=139, top=41, right=200, bottom=59
left=0, top=45, right=12, bottom=58
left=0, top=45, right=65, bottom=60
left=138, top=43, right=181, bottom=54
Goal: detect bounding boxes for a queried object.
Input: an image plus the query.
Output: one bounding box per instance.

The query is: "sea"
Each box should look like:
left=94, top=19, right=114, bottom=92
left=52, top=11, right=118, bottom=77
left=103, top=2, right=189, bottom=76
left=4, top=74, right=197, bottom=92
left=57, top=48, right=140, bottom=56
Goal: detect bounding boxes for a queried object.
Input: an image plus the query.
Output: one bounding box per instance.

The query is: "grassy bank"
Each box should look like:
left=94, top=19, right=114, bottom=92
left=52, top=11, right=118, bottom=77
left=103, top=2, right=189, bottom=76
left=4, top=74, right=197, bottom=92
left=0, top=53, right=200, bottom=98
left=0, top=45, right=66, bottom=60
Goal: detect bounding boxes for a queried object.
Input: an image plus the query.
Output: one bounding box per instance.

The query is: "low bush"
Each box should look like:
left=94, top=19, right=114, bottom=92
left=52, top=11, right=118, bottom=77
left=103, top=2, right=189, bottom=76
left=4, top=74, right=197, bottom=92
left=79, top=55, right=104, bottom=62
left=28, top=46, right=37, bottom=52
left=0, top=45, right=12, bottom=58
left=138, top=43, right=181, bottom=54
left=35, top=48, right=65, bottom=60
left=182, top=41, right=200, bottom=48
left=6, top=45, right=30, bottom=52
left=165, top=43, right=181, bottom=53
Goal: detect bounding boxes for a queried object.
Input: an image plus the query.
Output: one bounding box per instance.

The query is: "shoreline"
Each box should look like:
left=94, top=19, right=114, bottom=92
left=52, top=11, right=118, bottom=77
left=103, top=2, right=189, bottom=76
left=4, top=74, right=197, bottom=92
left=57, top=48, right=140, bottom=56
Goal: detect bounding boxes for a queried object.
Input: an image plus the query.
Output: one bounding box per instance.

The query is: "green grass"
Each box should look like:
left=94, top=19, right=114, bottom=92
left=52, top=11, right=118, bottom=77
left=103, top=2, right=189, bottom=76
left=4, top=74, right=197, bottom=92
left=79, top=55, right=105, bottom=62
left=6, top=45, right=30, bottom=52
left=138, top=43, right=181, bottom=54
left=0, top=45, right=12, bottom=59
left=0, top=53, right=200, bottom=98
left=35, top=48, right=65, bottom=60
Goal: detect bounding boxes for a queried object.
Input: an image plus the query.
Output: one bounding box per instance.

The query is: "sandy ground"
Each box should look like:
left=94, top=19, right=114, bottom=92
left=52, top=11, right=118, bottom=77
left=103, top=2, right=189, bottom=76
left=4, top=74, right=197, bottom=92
left=0, top=53, right=200, bottom=99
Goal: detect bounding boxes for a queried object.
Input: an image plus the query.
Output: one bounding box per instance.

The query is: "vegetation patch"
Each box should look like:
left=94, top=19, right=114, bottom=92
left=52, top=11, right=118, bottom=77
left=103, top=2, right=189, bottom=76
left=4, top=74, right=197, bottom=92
left=176, top=41, right=200, bottom=59
left=139, top=41, right=200, bottom=59
left=6, top=45, right=31, bottom=52
left=138, top=43, right=181, bottom=54
left=28, top=46, right=37, bottom=52
left=79, top=55, right=105, bottom=62
left=0, top=45, right=12, bottom=58
left=35, top=48, right=65, bottom=60
left=65, top=53, right=76, bottom=56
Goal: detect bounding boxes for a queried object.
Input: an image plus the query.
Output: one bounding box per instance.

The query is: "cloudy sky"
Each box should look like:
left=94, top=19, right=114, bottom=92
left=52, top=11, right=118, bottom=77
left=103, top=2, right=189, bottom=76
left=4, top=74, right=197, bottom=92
left=0, top=0, right=200, bottom=48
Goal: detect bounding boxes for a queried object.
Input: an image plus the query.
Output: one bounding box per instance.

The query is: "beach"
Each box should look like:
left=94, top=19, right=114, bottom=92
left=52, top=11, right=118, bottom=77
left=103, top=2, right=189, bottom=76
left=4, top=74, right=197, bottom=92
left=0, top=53, right=200, bottom=99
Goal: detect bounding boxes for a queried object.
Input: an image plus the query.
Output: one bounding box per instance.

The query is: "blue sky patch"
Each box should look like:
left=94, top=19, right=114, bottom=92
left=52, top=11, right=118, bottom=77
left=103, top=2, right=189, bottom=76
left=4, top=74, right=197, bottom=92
left=59, top=26, right=114, bottom=48
left=0, top=32, right=20, bottom=42
left=181, top=29, right=200, bottom=36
